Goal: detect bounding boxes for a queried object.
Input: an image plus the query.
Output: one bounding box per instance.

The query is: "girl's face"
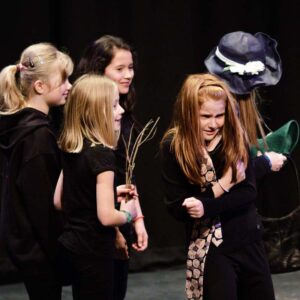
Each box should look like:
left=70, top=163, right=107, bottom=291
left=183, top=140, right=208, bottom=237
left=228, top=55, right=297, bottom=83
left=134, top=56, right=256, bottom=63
left=112, top=87, right=125, bottom=130
left=44, top=69, right=72, bottom=106
left=104, top=49, right=134, bottom=95
left=199, top=98, right=226, bottom=144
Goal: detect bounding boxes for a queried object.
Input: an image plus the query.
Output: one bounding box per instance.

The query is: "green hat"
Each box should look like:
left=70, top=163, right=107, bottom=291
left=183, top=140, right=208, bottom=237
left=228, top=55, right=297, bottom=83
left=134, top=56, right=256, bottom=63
left=250, top=120, right=299, bottom=157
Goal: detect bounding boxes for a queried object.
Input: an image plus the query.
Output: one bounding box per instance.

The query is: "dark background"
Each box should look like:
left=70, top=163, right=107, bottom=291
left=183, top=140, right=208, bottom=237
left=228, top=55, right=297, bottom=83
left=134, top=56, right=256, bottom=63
left=1, top=0, right=300, bottom=274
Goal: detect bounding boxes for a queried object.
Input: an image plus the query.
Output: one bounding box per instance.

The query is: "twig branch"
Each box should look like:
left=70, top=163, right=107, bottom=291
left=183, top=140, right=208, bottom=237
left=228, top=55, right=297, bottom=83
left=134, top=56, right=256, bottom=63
left=122, top=117, right=160, bottom=193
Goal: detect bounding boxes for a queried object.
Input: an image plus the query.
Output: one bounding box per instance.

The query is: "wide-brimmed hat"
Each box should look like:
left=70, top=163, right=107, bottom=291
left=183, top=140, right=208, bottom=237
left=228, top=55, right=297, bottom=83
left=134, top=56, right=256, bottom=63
left=204, top=31, right=282, bottom=95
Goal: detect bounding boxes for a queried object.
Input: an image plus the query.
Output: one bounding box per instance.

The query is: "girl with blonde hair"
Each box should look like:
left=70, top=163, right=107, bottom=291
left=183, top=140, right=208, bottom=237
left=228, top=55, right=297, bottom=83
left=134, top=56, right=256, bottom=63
left=54, top=74, right=138, bottom=300
left=0, top=42, right=73, bottom=300
left=160, top=73, right=275, bottom=299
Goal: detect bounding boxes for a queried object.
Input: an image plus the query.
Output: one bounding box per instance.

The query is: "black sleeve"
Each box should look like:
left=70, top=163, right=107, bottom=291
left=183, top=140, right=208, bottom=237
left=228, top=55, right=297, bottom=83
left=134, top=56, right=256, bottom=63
left=16, top=152, right=62, bottom=262
left=87, top=145, right=116, bottom=175
left=253, top=155, right=271, bottom=181
left=200, top=158, right=257, bottom=218
left=159, top=139, right=214, bottom=222
left=160, top=139, right=257, bottom=221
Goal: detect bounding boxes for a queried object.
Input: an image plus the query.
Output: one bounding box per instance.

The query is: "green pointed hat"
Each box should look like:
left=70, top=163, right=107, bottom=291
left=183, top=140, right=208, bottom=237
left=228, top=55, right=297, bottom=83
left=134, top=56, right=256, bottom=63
left=250, top=120, right=299, bottom=157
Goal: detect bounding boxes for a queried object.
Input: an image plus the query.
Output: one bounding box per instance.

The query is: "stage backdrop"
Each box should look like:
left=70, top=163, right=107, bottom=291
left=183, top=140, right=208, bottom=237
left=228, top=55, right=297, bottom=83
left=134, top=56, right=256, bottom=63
left=0, top=0, right=299, bottom=277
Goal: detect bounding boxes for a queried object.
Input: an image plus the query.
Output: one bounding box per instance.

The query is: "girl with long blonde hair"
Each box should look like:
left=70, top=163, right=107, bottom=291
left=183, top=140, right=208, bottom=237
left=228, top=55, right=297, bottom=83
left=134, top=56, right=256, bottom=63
left=0, top=42, right=73, bottom=300
left=160, top=73, right=275, bottom=300
left=54, top=74, right=137, bottom=300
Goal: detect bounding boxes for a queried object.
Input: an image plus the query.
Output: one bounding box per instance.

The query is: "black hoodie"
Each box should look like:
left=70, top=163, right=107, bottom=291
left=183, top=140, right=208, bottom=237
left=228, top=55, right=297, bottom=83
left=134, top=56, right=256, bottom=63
left=0, top=107, right=63, bottom=275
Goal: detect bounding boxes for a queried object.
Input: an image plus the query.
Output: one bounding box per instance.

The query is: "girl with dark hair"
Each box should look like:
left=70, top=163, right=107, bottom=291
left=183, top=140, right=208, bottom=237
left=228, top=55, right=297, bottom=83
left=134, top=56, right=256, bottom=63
left=0, top=42, right=73, bottom=300
left=76, top=35, right=148, bottom=300
left=160, top=73, right=275, bottom=300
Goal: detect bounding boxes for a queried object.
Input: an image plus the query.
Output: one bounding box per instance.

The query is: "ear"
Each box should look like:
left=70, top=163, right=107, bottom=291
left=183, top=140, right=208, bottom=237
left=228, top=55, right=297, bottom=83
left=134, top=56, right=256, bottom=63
left=33, top=80, right=46, bottom=95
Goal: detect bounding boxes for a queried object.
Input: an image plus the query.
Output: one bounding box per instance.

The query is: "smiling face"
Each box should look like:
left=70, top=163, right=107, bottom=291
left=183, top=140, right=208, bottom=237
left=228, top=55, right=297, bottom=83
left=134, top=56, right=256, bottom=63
left=104, top=49, right=134, bottom=95
left=45, top=77, right=72, bottom=107
left=199, top=98, right=226, bottom=144
left=43, top=64, right=72, bottom=107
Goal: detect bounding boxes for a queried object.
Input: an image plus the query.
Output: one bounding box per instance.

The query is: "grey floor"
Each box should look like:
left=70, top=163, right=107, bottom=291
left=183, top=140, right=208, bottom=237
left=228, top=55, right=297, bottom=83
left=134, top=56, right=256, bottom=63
left=0, top=264, right=299, bottom=299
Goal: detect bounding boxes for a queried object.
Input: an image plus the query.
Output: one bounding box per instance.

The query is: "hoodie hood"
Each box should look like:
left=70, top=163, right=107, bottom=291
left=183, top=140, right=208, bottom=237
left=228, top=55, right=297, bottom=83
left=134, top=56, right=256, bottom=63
left=0, top=108, right=50, bottom=154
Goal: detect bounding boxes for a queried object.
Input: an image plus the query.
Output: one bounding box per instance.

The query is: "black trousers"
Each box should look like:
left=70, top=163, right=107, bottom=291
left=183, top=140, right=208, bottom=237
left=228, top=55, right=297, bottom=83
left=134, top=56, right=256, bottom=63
left=203, top=240, right=275, bottom=300
left=23, top=267, right=62, bottom=300
left=60, top=245, right=114, bottom=300
left=113, top=223, right=132, bottom=300
left=113, top=259, right=129, bottom=300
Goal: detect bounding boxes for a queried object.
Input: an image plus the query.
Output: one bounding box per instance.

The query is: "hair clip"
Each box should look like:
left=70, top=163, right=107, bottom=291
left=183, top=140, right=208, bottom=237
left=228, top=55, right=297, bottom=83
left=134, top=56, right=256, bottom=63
left=28, top=57, right=34, bottom=68
left=16, top=63, right=28, bottom=72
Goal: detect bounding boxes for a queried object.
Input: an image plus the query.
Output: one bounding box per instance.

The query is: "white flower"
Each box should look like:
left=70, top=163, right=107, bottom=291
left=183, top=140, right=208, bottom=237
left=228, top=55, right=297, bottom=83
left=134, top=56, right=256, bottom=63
left=225, top=61, right=265, bottom=75
left=215, top=47, right=265, bottom=76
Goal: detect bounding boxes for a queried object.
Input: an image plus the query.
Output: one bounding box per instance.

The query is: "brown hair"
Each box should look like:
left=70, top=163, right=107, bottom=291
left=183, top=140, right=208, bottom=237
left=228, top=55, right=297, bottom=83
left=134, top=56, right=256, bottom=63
left=76, top=35, right=136, bottom=113
left=162, top=73, right=248, bottom=186
left=237, top=91, right=266, bottom=146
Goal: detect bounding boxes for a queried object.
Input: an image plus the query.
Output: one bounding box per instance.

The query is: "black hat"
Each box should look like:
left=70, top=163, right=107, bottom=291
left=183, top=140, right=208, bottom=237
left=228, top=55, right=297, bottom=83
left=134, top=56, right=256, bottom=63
left=204, top=31, right=282, bottom=95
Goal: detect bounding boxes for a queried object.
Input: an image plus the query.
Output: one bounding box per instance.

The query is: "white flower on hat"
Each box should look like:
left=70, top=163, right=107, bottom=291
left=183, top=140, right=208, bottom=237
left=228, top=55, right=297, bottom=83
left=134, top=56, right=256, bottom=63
left=224, top=61, right=265, bottom=75
left=216, top=47, right=265, bottom=76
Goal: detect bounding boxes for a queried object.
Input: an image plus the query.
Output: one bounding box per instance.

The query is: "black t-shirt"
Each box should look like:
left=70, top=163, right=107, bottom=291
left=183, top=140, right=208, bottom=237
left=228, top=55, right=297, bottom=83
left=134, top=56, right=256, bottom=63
left=59, top=142, right=116, bottom=258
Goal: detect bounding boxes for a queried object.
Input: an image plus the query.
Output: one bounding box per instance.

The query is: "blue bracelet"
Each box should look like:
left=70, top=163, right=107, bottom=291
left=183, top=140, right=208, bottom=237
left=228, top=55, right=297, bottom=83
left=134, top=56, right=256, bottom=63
left=120, top=210, right=132, bottom=223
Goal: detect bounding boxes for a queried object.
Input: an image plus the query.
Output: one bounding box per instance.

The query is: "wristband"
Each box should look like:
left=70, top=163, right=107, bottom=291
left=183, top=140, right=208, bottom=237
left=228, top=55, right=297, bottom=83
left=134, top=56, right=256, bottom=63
left=120, top=210, right=132, bottom=223
left=133, top=215, right=144, bottom=222
left=264, top=154, right=272, bottom=169
left=218, top=179, right=229, bottom=193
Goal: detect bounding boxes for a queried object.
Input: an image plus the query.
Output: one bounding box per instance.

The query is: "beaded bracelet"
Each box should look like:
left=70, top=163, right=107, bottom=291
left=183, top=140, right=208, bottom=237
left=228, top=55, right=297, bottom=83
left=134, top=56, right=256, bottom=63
left=120, top=210, right=133, bottom=223
left=218, top=179, right=229, bottom=193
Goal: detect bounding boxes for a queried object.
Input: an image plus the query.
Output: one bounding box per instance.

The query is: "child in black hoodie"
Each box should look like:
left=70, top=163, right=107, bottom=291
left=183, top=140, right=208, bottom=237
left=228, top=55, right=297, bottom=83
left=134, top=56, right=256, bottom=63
left=0, top=43, right=73, bottom=300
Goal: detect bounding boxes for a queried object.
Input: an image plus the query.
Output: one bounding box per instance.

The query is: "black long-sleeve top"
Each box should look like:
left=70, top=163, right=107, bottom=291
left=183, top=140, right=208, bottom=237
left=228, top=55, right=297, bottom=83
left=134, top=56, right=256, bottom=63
left=253, top=155, right=272, bottom=181
left=0, top=108, right=63, bottom=275
left=159, top=136, right=263, bottom=253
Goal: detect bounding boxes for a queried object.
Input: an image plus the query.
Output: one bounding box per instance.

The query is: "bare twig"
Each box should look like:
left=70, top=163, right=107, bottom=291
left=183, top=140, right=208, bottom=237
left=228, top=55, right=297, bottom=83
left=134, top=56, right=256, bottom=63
left=122, top=117, right=160, bottom=196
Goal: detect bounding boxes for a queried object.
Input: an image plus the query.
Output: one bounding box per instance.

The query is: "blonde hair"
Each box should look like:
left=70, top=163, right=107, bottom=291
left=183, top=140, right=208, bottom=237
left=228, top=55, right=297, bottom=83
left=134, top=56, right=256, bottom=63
left=0, top=42, right=73, bottom=113
left=162, top=73, right=248, bottom=186
left=59, top=74, right=118, bottom=153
